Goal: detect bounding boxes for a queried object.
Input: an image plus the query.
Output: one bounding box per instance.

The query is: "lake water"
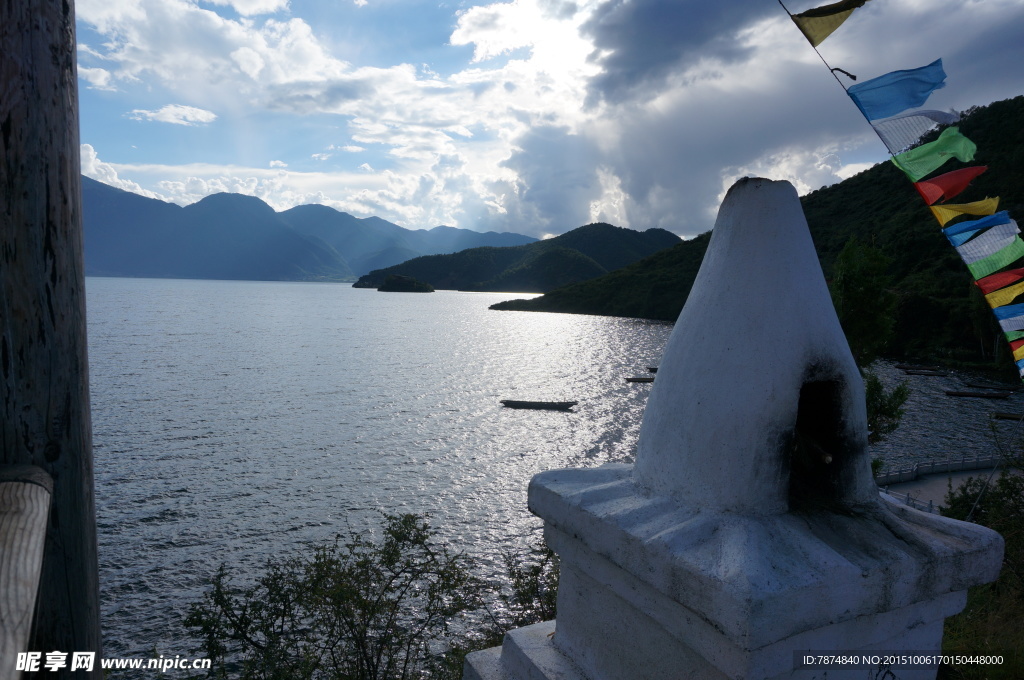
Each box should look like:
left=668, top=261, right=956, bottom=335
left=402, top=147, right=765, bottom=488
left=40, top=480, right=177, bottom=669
left=85, top=276, right=1024, bottom=658
left=86, top=277, right=672, bottom=658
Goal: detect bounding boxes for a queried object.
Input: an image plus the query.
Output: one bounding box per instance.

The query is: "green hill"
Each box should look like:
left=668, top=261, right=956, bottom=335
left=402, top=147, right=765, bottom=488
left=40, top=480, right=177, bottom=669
left=493, top=95, right=1024, bottom=365
left=352, top=223, right=681, bottom=292
left=377, top=275, right=434, bottom=292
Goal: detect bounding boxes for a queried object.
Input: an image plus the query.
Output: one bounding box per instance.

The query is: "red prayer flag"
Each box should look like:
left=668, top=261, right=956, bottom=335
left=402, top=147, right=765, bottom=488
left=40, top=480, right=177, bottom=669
left=914, top=166, right=988, bottom=205
left=977, top=268, right=1024, bottom=295
left=1011, top=339, right=1024, bottom=353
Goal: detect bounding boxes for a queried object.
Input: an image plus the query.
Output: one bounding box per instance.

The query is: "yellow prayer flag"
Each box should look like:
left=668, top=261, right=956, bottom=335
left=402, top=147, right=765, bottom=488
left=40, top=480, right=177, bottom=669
left=791, top=0, right=869, bottom=47
left=986, top=280, right=1024, bottom=309
left=930, top=197, right=1000, bottom=228
left=1014, top=343, right=1024, bottom=362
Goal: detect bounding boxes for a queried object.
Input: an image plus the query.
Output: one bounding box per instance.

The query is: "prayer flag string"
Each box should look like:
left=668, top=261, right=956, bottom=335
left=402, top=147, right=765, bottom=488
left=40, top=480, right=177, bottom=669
left=781, top=0, right=1024, bottom=378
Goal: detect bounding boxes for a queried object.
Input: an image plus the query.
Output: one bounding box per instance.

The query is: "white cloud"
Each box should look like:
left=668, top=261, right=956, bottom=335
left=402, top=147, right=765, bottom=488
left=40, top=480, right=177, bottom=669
left=77, top=0, right=350, bottom=101
left=358, top=163, right=375, bottom=173
left=86, top=155, right=391, bottom=213
left=718, top=145, right=873, bottom=208
left=230, top=46, right=265, bottom=79
left=128, top=104, right=218, bottom=126
left=78, top=66, right=116, bottom=90
left=269, top=159, right=288, bottom=167
left=311, top=153, right=332, bottom=161
left=80, top=144, right=169, bottom=199
left=450, top=3, right=537, bottom=63
left=202, top=0, right=289, bottom=16
left=341, top=145, right=365, bottom=153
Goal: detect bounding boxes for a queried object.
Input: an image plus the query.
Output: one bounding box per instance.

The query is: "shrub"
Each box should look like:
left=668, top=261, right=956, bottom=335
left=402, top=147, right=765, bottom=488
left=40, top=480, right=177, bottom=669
left=185, top=514, right=484, bottom=680
left=939, top=469, right=1024, bottom=678
left=864, top=370, right=909, bottom=445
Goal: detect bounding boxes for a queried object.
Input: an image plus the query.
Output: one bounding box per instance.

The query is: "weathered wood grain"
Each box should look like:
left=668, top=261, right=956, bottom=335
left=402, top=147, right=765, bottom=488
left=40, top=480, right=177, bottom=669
left=0, top=466, right=52, bottom=680
left=1, top=0, right=103, bottom=672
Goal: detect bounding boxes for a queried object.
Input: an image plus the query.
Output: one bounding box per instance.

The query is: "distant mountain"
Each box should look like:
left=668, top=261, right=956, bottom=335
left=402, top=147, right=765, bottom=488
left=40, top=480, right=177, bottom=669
left=352, top=223, right=682, bottom=292
left=492, top=96, right=1024, bottom=365
left=277, top=206, right=536, bottom=274
left=81, top=178, right=537, bottom=281
left=82, top=178, right=352, bottom=281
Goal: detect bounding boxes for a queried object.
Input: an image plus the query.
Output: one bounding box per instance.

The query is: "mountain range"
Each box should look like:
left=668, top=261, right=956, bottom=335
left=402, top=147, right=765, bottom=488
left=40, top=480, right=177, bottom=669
left=81, top=177, right=536, bottom=281
left=352, top=223, right=681, bottom=292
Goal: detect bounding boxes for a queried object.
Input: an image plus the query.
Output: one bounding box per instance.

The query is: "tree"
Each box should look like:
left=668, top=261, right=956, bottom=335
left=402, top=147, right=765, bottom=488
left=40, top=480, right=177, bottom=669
left=828, top=237, right=909, bottom=449
left=185, top=514, right=484, bottom=680
left=829, top=236, right=897, bottom=365
left=864, top=372, right=909, bottom=445
left=939, top=469, right=1024, bottom=678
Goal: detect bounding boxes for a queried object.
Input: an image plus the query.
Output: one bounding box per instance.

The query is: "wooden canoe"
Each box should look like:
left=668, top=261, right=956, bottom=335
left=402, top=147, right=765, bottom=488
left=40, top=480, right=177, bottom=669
left=500, top=400, right=578, bottom=411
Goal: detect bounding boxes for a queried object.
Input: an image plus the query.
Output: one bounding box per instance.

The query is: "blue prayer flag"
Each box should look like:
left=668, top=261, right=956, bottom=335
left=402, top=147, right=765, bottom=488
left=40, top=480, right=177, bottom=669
left=847, top=59, right=947, bottom=121
left=943, top=211, right=1011, bottom=246
left=993, top=303, right=1024, bottom=321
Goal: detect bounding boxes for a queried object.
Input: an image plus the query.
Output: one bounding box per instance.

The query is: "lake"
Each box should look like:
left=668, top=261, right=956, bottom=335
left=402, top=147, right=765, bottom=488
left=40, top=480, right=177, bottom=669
left=85, top=276, right=1023, bottom=658
left=86, top=277, right=670, bottom=657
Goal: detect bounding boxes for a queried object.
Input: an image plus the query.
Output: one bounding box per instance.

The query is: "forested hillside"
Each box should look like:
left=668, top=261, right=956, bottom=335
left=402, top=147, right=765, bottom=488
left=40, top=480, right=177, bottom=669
left=352, top=223, right=681, bottom=293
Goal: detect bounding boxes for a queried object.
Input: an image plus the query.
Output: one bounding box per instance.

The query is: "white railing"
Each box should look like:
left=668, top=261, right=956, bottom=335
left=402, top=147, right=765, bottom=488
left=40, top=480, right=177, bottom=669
left=883, top=491, right=938, bottom=514
left=874, top=455, right=1001, bottom=487
left=875, top=455, right=1005, bottom=514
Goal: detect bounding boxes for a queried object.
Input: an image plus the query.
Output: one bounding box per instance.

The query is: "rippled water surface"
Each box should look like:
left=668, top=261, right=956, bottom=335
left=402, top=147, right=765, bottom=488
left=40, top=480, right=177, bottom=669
left=87, top=277, right=672, bottom=657
left=87, top=277, right=1024, bottom=658
left=867, top=361, right=1024, bottom=469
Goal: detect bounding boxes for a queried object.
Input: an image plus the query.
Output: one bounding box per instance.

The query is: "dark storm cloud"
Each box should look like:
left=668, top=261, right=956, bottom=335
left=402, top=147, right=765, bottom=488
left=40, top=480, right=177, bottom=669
left=939, top=10, right=1024, bottom=112
left=498, top=125, right=602, bottom=233
left=581, top=0, right=777, bottom=104
left=595, top=57, right=874, bottom=235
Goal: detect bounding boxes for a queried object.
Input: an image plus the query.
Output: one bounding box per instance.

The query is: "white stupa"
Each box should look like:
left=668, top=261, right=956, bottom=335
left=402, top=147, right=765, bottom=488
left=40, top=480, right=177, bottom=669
left=465, top=177, right=1003, bottom=680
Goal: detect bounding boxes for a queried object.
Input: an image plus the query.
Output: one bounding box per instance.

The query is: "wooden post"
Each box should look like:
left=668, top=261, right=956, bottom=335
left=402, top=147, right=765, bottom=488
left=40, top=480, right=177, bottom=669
left=1, top=0, right=103, bottom=672
left=0, top=466, right=52, bottom=680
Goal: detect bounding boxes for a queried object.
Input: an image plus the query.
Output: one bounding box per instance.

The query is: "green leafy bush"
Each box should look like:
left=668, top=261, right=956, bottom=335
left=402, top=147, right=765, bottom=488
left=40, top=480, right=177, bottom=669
left=864, top=370, right=909, bottom=445
left=185, top=514, right=484, bottom=680
left=939, top=468, right=1024, bottom=678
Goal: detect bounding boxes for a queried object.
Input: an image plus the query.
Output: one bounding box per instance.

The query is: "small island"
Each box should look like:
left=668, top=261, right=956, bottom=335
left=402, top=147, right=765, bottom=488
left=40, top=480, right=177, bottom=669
left=377, top=274, right=434, bottom=292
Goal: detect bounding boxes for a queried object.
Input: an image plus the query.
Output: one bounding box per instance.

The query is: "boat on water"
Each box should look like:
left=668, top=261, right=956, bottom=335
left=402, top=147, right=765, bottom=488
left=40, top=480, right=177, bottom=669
left=626, top=376, right=655, bottom=383
left=945, top=390, right=1014, bottom=399
left=500, top=399, right=578, bottom=411
left=896, top=363, right=942, bottom=371
left=964, top=380, right=1020, bottom=392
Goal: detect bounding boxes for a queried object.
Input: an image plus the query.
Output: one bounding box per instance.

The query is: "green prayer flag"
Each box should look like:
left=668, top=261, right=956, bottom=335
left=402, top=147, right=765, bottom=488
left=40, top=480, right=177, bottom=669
left=968, top=237, right=1024, bottom=280
left=891, top=127, right=976, bottom=182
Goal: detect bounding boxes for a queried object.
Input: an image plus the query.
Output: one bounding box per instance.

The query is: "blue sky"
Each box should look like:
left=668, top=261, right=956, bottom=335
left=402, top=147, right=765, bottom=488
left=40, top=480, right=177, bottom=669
left=76, top=0, right=1024, bottom=239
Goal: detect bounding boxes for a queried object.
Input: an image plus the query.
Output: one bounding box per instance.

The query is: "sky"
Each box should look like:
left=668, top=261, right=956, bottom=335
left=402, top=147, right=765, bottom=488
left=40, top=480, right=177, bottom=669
left=75, top=0, right=1024, bottom=240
